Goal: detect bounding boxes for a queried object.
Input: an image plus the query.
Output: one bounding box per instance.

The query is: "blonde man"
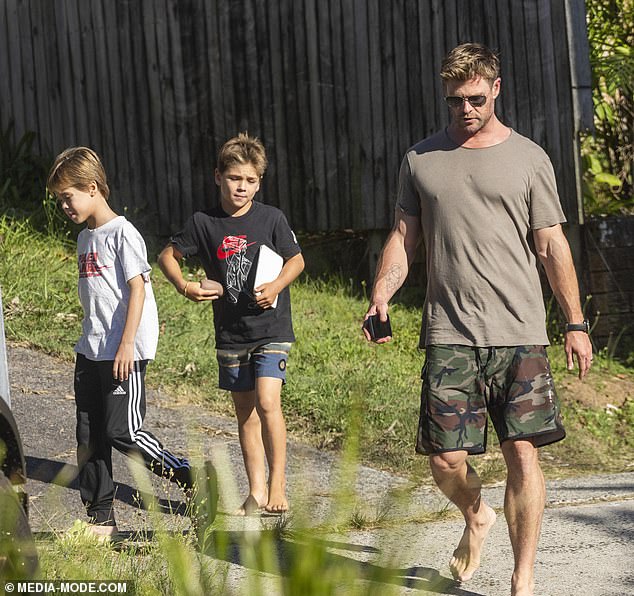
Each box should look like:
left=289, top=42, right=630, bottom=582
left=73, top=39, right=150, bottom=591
left=364, top=44, right=592, bottom=596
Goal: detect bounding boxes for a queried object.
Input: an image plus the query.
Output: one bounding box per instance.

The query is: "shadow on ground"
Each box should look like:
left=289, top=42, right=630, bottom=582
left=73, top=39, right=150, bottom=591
left=26, top=455, right=187, bottom=515
left=198, top=528, right=481, bottom=595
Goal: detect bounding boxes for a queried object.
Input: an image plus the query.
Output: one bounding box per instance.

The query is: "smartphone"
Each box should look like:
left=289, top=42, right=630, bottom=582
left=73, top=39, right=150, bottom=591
left=364, top=314, right=392, bottom=341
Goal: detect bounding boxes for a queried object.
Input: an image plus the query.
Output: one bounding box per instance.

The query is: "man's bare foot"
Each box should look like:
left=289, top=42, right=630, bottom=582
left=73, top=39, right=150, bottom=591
left=233, top=493, right=267, bottom=516
left=511, top=572, right=535, bottom=596
left=450, top=503, right=497, bottom=582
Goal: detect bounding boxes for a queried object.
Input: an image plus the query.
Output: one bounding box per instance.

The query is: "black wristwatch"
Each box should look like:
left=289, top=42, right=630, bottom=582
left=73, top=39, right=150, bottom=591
left=564, top=320, right=590, bottom=334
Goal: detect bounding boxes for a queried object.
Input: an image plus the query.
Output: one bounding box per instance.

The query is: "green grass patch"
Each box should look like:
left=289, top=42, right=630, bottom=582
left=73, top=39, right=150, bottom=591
left=37, top=523, right=234, bottom=595
left=2, top=215, right=633, bottom=593
left=0, top=217, right=79, bottom=355
left=1, top=215, right=633, bottom=484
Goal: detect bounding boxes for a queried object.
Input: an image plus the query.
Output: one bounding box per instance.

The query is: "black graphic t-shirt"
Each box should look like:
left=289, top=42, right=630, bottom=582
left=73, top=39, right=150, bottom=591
left=170, top=201, right=302, bottom=349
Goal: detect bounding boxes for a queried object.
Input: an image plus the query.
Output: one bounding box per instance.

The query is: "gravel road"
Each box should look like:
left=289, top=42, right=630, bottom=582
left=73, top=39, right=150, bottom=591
left=8, top=343, right=634, bottom=596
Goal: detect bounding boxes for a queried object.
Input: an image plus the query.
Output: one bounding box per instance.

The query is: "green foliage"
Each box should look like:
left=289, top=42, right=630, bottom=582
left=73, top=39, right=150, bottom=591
left=0, top=218, right=631, bottom=592
left=39, top=528, right=216, bottom=595
left=583, top=0, right=634, bottom=215
left=544, top=397, right=634, bottom=475
left=0, top=122, right=73, bottom=237
left=576, top=398, right=634, bottom=448
left=0, top=217, right=79, bottom=354
left=1, top=216, right=633, bottom=481
left=37, top=520, right=419, bottom=595
left=36, top=454, right=431, bottom=594
left=0, top=122, right=47, bottom=211
left=288, top=279, right=423, bottom=472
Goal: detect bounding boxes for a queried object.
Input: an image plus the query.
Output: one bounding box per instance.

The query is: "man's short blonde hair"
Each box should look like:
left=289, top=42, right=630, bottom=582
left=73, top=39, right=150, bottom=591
left=47, top=146, right=110, bottom=199
left=217, top=132, right=268, bottom=178
left=440, top=43, right=500, bottom=83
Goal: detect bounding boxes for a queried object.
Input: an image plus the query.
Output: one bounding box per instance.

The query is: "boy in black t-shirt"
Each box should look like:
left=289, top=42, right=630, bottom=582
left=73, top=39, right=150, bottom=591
left=159, top=133, right=304, bottom=515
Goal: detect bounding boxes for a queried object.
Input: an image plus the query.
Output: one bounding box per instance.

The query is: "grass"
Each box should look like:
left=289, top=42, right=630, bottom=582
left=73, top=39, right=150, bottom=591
left=1, top=214, right=633, bottom=485
left=35, top=515, right=230, bottom=594
left=30, top=451, right=435, bottom=595
left=1, top=214, right=633, bottom=592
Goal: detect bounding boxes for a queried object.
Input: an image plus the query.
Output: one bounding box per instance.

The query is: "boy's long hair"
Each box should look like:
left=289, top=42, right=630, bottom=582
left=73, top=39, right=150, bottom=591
left=217, top=132, right=268, bottom=178
left=440, top=43, right=500, bottom=83
left=47, top=146, right=110, bottom=199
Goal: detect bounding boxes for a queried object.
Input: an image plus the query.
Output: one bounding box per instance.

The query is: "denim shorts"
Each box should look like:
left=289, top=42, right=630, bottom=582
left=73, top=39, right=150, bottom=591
left=216, top=342, right=292, bottom=392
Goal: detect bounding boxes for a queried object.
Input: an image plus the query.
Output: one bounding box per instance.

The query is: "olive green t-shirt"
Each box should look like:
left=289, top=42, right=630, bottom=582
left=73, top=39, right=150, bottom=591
left=397, top=129, right=566, bottom=347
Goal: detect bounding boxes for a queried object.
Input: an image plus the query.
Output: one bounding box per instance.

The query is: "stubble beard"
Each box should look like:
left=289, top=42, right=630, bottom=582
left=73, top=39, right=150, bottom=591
left=456, top=108, right=493, bottom=137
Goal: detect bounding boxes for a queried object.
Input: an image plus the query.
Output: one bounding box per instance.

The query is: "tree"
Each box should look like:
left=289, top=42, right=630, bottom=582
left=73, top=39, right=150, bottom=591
left=583, top=0, right=634, bottom=215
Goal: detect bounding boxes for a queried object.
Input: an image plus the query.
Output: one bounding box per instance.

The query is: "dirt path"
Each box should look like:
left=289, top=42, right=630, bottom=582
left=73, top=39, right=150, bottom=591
left=8, top=343, right=634, bottom=595
left=8, top=343, right=406, bottom=535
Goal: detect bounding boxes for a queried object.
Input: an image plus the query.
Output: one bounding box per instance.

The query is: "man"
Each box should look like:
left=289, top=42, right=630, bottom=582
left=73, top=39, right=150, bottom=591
left=363, top=43, right=592, bottom=596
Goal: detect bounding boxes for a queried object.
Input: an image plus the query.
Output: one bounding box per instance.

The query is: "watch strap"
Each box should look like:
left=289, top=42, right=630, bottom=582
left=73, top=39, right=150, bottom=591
left=565, top=320, right=589, bottom=333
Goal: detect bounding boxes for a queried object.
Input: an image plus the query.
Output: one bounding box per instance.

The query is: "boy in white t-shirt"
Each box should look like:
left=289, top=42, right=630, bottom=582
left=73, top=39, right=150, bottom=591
left=47, top=147, right=211, bottom=538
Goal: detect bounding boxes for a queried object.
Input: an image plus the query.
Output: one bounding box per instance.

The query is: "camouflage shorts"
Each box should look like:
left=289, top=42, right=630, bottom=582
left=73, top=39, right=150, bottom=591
left=416, top=345, right=565, bottom=455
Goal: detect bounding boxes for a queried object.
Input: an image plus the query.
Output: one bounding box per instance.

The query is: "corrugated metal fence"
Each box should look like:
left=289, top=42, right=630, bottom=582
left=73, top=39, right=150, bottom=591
left=0, top=0, right=592, bottom=236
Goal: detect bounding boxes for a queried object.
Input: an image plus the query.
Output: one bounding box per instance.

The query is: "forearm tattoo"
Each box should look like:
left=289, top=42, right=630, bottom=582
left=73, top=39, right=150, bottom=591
left=380, top=264, right=402, bottom=294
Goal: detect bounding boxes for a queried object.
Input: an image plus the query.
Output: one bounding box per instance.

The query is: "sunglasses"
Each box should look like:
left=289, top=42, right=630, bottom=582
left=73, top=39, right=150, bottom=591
left=444, top=95, right=488, bottom=108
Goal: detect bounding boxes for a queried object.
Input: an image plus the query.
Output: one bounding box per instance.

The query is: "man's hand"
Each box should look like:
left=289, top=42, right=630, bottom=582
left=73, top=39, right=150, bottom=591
left=564, top=331, right=593, bottom=380
left=362, top=303, right=392, bottom=344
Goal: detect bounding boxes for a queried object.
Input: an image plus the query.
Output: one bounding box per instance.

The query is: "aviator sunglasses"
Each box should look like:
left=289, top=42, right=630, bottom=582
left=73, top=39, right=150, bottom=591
left=444, top=94, right=488, bottom=108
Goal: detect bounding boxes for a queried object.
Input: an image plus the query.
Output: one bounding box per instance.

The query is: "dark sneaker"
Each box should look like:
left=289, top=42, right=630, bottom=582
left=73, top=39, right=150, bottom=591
left=185, top=461, right=218, bottom=545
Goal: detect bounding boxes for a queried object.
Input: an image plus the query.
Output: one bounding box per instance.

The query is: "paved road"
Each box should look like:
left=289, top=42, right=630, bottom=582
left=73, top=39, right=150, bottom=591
left=8, top=344, right=634, bottom=595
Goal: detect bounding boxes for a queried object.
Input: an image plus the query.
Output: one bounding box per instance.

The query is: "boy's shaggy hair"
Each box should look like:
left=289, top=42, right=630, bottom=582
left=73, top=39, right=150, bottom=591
left=440, top=43, right=500, bottom=83
left=217, top=132, right=268, bottom=177
left=47, top=146, right=110, bottom=199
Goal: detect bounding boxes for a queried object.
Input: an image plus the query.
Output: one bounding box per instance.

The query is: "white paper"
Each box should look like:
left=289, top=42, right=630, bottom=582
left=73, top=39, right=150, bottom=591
left=253, top=244, right=283, bottom=308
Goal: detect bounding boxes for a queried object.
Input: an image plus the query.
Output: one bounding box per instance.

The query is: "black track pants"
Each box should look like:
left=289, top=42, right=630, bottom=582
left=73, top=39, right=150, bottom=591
left=74, top=353, right=192, bottom=524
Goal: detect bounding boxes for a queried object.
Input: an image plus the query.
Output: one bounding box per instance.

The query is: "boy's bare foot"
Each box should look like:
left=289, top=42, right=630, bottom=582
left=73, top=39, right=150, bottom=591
left=89, top=524, right=118, bottom=538
left=67, top=519, right=118, bottom=542
left=233, top=493, right=267, bottom=516
left=81, top=523, right=118, bottom=542
left=265, top=487, right=288, bottom=514
left=450, top=504, right=497, bottom=582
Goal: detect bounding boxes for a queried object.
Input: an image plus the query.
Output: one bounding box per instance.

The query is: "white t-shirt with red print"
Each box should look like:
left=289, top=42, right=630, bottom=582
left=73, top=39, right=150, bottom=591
left=74, top=216, right=159, bottom=361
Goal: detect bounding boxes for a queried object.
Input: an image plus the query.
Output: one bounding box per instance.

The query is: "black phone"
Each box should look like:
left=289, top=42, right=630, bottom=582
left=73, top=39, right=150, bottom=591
left=364, top=314, right=392, bottom=341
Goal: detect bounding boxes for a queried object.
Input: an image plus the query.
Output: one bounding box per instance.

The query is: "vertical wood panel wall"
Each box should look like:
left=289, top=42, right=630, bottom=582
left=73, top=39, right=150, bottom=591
left=585, top=217, right=634, bottom=355
left=0, top=0, right=591, bottom=236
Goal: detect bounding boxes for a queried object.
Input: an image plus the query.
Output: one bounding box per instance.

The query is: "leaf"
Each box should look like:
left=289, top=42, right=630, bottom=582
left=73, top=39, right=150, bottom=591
left=594, top=172, right=622, bottom=190
left=587, top=154, right=603, bottom=175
